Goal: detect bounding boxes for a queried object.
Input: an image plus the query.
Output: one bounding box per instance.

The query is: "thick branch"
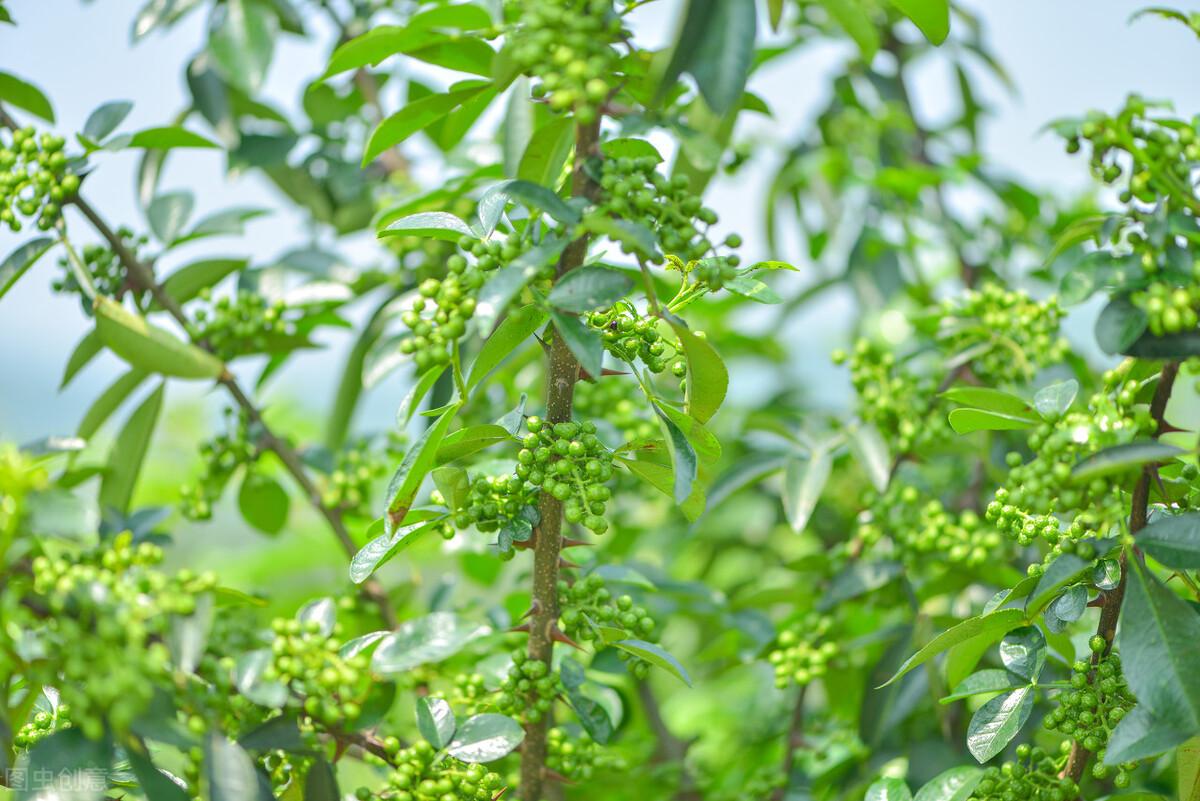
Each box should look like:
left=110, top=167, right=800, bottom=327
left=772, top=684, right=808, bottom=801
left=1063, top=361, right=1179, bottom=783
left=518, top=117, right=601, bottom=801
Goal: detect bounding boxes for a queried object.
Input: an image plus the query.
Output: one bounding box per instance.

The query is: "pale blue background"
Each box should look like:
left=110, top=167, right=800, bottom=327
left=2, top=0, right=1198, bottom=441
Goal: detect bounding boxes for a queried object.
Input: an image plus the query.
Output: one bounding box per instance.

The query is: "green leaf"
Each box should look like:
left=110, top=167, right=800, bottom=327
left=17, top=729, right=112, bottom=801
left=304, top=757, right=339, bottom=801
left=1071, top=440, right=1184, bottom=482
left=1114, top=558, right=1200, bottom=746
left=819, top=560, right=903, bottom=610
left=94, top=296, right=224, bottom=380
left=83, top=100, right=134, bottom=141
left=0, top=237, right=54, bottom=300
left=494, top=178, right=580, bottom=224
left=209, top=0, right=277, bottom=93
left=372, top=612, right=491, bottom=674
left=912, top=767, right=983, bottom=801
left=611, top=639, right=692, bottom=686
left=78, top=368, right=149, bottom=439
left=147, top=191, right=195, bottom=244
left=383, top=402, right=461, bottom=532
left=435, top=424, right=512, bottom=464
left=1126, top=331, right=1200, bottom=359
left=998, top=626, right=1046, bottom=681
left=363, top=82, right=491, bottom=165
left=669, top=321, right=727, bottom=424
left=723, top=274, right=781, bottom=304
left=654, top=402, right=721, bottom=464
left=659, top=0, right=757, bottom=114
left=967, top=686, right=1033, bottom=763
left=941, top=387, right=1033, bottom=417
left=323, top=26, right=439, bottom=76
left=600, top=138, right=663, bottom=163
left=866, top=778, right=913, bottom=801
left=416, top=697, right=456, bottom=749
left=25, top=488, right=99, bottom=539
left=654, top=404, right=699, bottom=505
left=128, top=125, right=219, bottom=149
left=176, top=208, right=268, bottom=245
left=848, top=423, right=891, bottom=492
left=550, top=309, right=604, bottom=380
left=1179, top=736, right=1200, bottom=801
left=517, top=117, right=573, bottom=188
left=99, top=383, right=165, bottom=514
left=0, top=70, right=55, bottom=122
left=888, top=0, right=950, bottom=44
left=1033, top=379, right=1079, bottom=420
left=1141, top=512, right=1200, bottom=569
left=941, top=669, right=1028, bottom=704
left=583, top=214, right=659, bottom=259
left=128, top=742, right=190, bottom=801
left=237, top=472, right=289, bottom=535
left=446, top=714, right=524, bottom=763
left=379, top=211, right=475, bottom=241
left=880, top=608, right=1027, bottom=688
left=618, top=456, right=705, bottom=521
left=351, top=518, right=442, bottom=584
left=467, top=305, right=546, bottom=391
left=205, top=732, right=263, bottom=801
left=472, top=237, right=567, bottom=335
left=160, top=258, right=246, bottom=304
left=948, top=408, right=1037, bottom=435
left=823, top=0, right=879, bottom=60
left=61, top=331, right=103, bottom=389
left=782, top=447, right=831, bottom=533
left=1045, top=585, right=1088, bottom=633
left=1096, top=296, right=1148, bottom=355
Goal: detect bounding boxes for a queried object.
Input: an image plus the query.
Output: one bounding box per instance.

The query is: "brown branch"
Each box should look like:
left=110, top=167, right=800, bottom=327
left=772, top=684, right=809, bottom=801
left=1063, top=361, right=1179, bottom=783
left=518, top=117, right=602, bottom=801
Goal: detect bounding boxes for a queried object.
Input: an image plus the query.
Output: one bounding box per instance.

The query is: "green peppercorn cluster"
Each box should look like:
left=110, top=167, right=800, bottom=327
left=443, top=672, right=488, bottom=716
left=832, top=339, right=946, bottom=453
left=573, top=377, right=658, bottom=442
left=355, top=740, right=505, bottom=801
left=937, top=283, right=1067, bottom=385
left=1062, top=94, right=1200, bottom=208
left=546, top=727, right=623, bottom=781
left=263, top=616, right=372, bottom=727
left=518, top=416, right=615, bottom=534
left=597, top=156, right=736, bottom=263
left=558, top=574, right=656, bottom=665
left=857, top=485, right=1004, bottom=567
left=510, top=0, right=624, bottom=123
left=52, top=227, right=148, bottom=300
left=455, top=473, right=538, bottom=533
left=321, top=440, right=390, bottom=516
left=968, top=744, right=1078, bottom=801
left=187, top=288, right=296, bottom=361
left=13, top=705, right=71, bottom=750
left=180, top=408, right=259, bottom=520
left=986, top=384, right=1151, bottom=568
left=766, top=615, right=838, bottom=690
left=1043, top=650, right=1137, bottom=783
left=0, top=126, right=78, bottom=232
left=496, top=649, right=561, bottom=724
left=587, top=302, right=682, bottom=375
left=1132, top=269, right=1200, bottom=335
left=27, top=534, right=217, bottom=738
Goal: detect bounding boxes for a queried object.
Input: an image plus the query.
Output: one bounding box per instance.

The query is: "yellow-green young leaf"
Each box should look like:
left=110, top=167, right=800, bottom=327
left=823, top=0, right=879, bottom=60
left=127, top=125, right=219, bottom=150
left=1179, top=737, right=1200, bottom=801
left=668, top=322, right=727, bottom=424
left=888, top=0, right=950, bottom=44
left=879, top=608, right=1027, bottom=688
left=947, top=408, right=1037, bottom=435
left=94, top=296, right=224, bottom=380
left=941, top=386, right=1033, bottom=418
left=100, top=383, right=165, bottom=514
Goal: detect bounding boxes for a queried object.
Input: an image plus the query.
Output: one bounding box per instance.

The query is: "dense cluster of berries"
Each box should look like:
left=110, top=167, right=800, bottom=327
left=12, top=704, right=71, bottom=750
left=510, top=0, right=623, bottom=122
left=320, top=440, right=390, bottom=516
left=51, top=227, right=147, bottom=301
left=518, top=417, right=614, bottom=534
left=0, top=126, right=78, bottom=232
left=27, top=535, right=216, bottom=738
left=496, top=649, right=561, bottom=724
left=400, top=238, right=493, bottom=371
left=765, top=615, right=838, bottom=689
left=987, top=386, right=1150, bottom=567
left=597, top=156, right=734, bottom=263
left=558, top=574, right=656, bottom=656
left=968, top=745, right=1078, bottom=801
left=263, top=616, right=372, bottom=727
left=1132, top=272, right=1200, bottom=335
left=187, top=288, right=296, bottom=361
left=573, top=377, right=657, bottom=442
left=180, top=408, right=259, bottom=520
left=857, top=485, right=1004, bottom=567
left=1063, top=95, right=1200, bottom=207
left=456, top=473, right=538, bottom=533
left=443, top=672, right=489, bottom=716
left=832, top=339, right=946, bottom=453
left=1044, top=650, right=1137, bottom=781
left=356, top=740, right=505, bottom=801
left=546, top=727, right=621, bottom=781
left=587, top=303, right=682, bottom=375
left=691, top=256, right=743, bottom=292
left=937, top=283, right=1067, bottom=385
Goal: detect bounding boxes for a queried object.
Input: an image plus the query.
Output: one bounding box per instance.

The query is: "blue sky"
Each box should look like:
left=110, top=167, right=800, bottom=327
left=1, top=0, right=1198, bottom=441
